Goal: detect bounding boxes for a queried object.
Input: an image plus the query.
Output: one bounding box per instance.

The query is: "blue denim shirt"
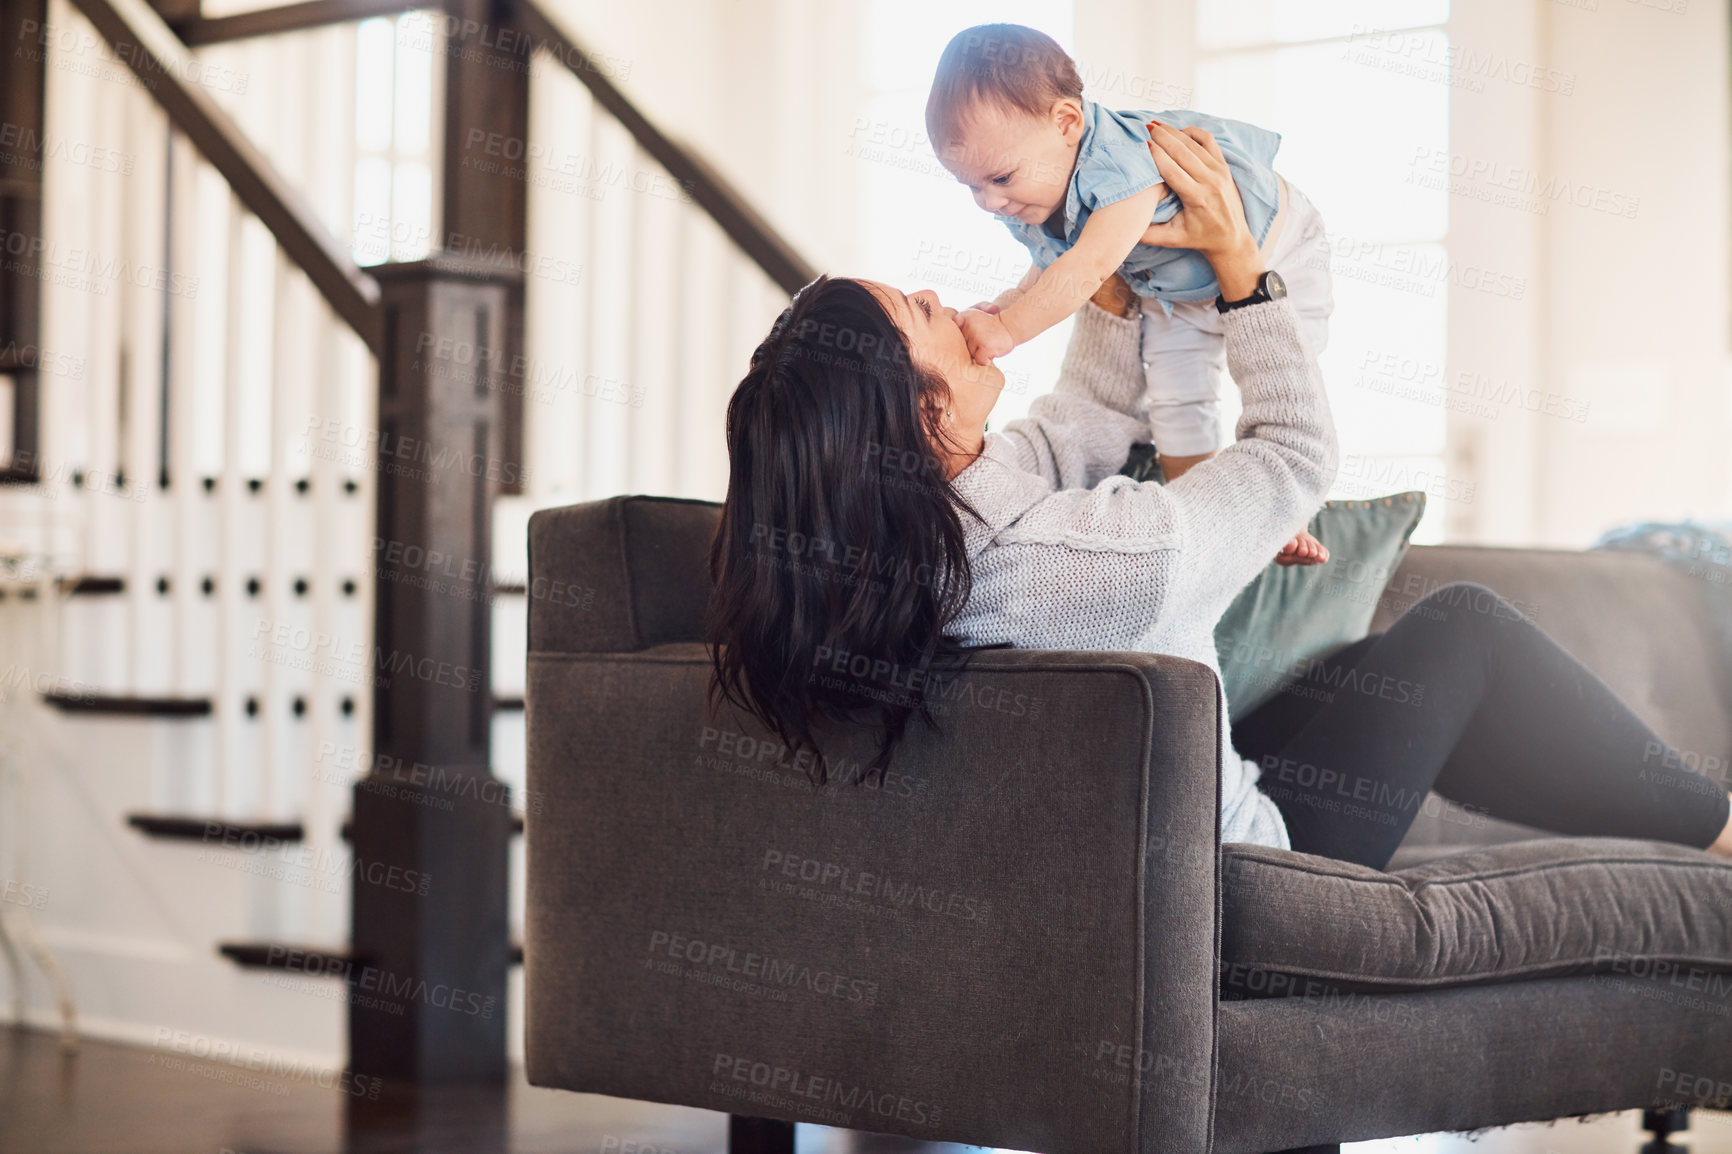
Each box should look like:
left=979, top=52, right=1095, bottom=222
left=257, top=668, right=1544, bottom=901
left=1002, top=102, right=1284, bottom=304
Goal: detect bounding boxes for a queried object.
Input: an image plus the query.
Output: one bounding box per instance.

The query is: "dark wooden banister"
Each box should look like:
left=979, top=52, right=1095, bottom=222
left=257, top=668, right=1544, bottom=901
left=513, top=0, right=817, bottom=294
left=90, top=0, right=819, bottom=299
left=67, top=0, right=385, bottom=353
left=173, top=0, right=414, bottom=46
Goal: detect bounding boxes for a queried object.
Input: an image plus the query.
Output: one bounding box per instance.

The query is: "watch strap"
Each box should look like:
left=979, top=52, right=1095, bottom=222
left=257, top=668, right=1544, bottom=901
left=1216, top=270, right=1279, bottom=314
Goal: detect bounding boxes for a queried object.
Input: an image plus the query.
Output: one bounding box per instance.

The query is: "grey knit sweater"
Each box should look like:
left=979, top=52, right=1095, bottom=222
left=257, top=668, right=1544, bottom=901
left=948, top=297, right=1339, bottom=848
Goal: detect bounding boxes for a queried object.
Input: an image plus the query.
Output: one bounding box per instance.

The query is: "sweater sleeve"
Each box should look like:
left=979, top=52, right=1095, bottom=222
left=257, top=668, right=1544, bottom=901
left=1162, top=299, right=1339, bottom=624
left=985, top=301, right=1149, bottom=492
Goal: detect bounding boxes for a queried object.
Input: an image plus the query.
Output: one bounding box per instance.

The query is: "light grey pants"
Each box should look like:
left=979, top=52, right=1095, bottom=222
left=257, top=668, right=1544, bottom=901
left=1139, top=177, right=1334, bottom=456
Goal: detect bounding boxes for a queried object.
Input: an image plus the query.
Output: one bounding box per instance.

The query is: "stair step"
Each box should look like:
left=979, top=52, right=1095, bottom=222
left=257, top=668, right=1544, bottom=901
left=220, top=942, right=358, bottom=973
left=42, top=692, right=212, bottom=716
left=127, top=811, right=525, bottom=844
left=339, top=812, right=524, bottom=841
left=60, top=575, right=125, bottom=595
left=45, top=693, right=511, bottom=716
left=128, top=814, right=305, bottom=842
left=47, top=577, right=524, bottom=597
left=219, top=940, right=523, bottom=972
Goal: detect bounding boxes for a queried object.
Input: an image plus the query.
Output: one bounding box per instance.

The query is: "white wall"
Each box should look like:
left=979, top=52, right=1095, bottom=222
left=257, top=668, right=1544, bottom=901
left=1446, top=0, right=1729, bottom=546
left=1078, top=0, right=1732, bottom=548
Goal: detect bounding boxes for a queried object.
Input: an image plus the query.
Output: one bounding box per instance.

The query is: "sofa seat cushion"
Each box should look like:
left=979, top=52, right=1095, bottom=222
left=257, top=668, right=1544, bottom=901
left=1221, top=837, right=1732, bottom=995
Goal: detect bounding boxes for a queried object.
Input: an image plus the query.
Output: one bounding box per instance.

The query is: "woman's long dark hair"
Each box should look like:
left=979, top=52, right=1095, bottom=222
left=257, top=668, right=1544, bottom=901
left=708, top=276, right=977, bottom=784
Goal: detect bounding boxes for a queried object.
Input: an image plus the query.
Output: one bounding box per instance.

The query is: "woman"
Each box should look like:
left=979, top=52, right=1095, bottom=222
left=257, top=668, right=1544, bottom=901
left=708, top=122, right=1732, bottom=870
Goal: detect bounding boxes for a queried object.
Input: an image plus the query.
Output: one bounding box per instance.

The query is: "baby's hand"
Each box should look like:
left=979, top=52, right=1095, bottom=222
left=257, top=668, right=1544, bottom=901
left=958, top=307, right=1015, bottom=365
left=1274, top=529, right=1329, bottom=567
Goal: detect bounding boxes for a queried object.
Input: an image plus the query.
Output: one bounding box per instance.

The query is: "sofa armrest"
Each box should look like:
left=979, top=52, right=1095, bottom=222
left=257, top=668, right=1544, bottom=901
left=524, top=643, right=1223, bottom=1154
left=526, top=497, right=720, bottom=655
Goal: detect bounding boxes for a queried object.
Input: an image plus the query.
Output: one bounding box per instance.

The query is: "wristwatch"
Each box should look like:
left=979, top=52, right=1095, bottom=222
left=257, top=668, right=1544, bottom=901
left=1215, top=270, right=1286, bottom=314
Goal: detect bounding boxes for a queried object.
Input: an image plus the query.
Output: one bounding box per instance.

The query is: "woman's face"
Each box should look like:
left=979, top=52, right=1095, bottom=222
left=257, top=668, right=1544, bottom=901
left=860, top=280, right=1004, bottom=471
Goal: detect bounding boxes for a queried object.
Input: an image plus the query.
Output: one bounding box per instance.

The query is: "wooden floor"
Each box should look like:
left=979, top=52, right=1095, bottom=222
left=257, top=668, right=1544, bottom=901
left=0, top=1025, right=1724, bottom=1154
left=0, top=1026, right=972, bottom=1154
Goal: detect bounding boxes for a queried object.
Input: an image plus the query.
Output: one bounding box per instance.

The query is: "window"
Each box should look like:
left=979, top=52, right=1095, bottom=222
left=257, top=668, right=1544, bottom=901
left=854, top=0, right=1078, bottom=422
left=352, top=13, right=440, bottom=265
left=1194, top=0, right=1451, bottom=540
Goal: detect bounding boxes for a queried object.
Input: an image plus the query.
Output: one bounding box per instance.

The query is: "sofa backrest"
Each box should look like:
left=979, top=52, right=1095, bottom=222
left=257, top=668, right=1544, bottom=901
left=1376, top=545, right=1732, bottom=773
left=528, top=496, right=1732, bottom=780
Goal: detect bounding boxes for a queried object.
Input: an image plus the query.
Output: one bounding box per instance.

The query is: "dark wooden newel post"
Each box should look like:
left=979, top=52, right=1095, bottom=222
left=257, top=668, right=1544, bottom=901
left=441, top=0, right=529, bottom=492
left=348, top=0, right=529, bottom=1084
left=351, top=256, right=522, bottom=1082
left=0, top=0, right=46, bottom=482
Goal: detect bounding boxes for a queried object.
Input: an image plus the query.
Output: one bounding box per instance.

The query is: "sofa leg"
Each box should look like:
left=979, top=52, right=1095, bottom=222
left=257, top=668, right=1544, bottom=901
left=1643, top=1107, right=1690, bottom=1154
left=729, top=1116, right=795, bottom=1154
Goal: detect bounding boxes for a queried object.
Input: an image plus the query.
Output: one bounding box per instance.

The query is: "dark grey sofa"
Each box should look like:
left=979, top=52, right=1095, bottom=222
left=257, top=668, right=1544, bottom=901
left=523, top=495, right=1732, bottom=1154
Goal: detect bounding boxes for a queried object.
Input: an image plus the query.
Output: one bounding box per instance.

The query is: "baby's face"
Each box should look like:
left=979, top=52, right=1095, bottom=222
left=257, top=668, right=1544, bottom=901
left=938, top=100, right=1080, bottom=225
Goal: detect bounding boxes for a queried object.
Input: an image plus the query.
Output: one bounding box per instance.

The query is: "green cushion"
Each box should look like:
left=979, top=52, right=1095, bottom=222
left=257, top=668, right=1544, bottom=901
left=1213, top=493, right=1426, bottom=716
left=1117, top=446, right=1425, bottom=715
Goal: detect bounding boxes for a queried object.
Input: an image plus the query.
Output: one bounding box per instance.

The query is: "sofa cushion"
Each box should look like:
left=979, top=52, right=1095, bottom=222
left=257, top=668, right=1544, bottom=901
left=1221, top=837, right=1732, bottom=995
left=1213, top=975, right=1732, bottom=1154
left=1215, top=492, right=1426, bottom=717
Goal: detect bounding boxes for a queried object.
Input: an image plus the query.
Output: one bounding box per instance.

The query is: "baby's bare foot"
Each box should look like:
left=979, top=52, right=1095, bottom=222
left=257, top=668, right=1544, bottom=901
left=1710, top=797, right=1732, bottom=859
left=1274, top=529, right=1329, bottom=567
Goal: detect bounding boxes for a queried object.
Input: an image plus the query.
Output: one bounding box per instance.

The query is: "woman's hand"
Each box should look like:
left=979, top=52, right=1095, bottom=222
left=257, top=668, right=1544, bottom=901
left=1138, top=121, right=1265, bottom=301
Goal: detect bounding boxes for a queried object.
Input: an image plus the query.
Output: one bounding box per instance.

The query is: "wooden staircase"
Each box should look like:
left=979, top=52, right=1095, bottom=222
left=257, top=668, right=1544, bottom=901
left=0, top=0, right=812, bottom=1086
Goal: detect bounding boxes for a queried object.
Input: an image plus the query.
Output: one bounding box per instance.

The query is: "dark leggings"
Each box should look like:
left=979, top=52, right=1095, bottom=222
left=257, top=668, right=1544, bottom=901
left=1232, top=583, right=1732, bottom=870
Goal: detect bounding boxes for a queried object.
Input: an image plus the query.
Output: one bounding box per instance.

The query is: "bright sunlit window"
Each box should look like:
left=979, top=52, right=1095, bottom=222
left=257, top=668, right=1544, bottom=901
left=352, top=13, right=438, bottom=265
left=1195, top=0, right=1451, bottom=541
left=855, top=0, right=1077, bottom=424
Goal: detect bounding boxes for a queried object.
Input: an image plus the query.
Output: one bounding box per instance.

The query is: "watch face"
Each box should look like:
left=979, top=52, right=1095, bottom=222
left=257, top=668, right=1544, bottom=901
left=1265, top=270, right=1287, bottom=300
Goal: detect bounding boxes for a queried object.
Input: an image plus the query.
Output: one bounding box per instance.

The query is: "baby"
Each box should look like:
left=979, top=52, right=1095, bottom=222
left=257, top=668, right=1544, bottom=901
left=926, top=24, right=1335, bottom=564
